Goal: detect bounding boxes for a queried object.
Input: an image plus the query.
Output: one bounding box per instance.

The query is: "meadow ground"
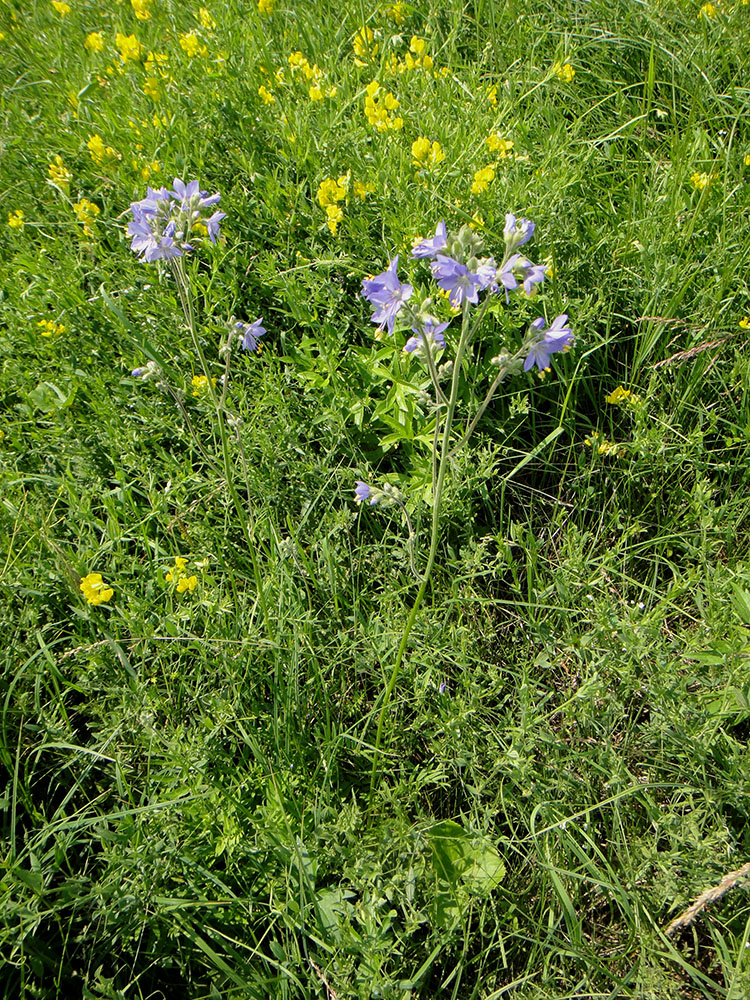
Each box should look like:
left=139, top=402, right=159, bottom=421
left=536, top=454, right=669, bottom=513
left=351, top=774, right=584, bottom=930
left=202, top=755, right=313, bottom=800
left=2, top=1, right=750, bottom=997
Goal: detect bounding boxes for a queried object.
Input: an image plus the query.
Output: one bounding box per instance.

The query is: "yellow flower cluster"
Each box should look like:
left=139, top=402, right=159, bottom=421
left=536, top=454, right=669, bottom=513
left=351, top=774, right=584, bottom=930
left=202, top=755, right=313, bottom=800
left=412, top=136, right=445, bottom=169
left=52, top=1, right=71, bottom=14
left=48, top=155, right=72, bottom=192
left=258, top=0, right=274, bottom=13
left=553, top=61, right=575, bottom=83
left=471, top=165, right=495, bottom=195
left=143, top=77, right=160, bottom=100
left=180, top=32, right=209, bottom=59
left=364, top=80, right=403, bottom=131
left=286, top=51, right=336, bottom=101
left=486, top=134, right=514, bottom=159
left=191, top=374, right=216, bottom=396
left=318, top=173, right=350, bottom=234
left=74, top=198, right=100, bottom=236
left=699, top=2, right=717, bottom=16
left=87, top=134, right=119, bottom=165
left=7, top=210, right=24, bottom=230
left=690, top=170, right=717, bottom=190
left=116, top=32, right=142, bottom=63
left=605, top=386, right=641, bottom=406
left=85, top=31, right=105, bottom=53
left=165, top=556, right=198, bottom=593
left=386, top=3, right=406, bottom=23
left=199, top=7, right=216, bottom=29
left=584, top=432, right=625, bottom=457
left=133, top=158, right=161, bottom=181
left=353, top=26, right=379, bottom=65
left=386, top=36, right=444, bottom=76
left=80, top=573, right=114, bottom=606
left=131, top=0, right=152, bottom=20
left=38, top=319, right=65, bottom=337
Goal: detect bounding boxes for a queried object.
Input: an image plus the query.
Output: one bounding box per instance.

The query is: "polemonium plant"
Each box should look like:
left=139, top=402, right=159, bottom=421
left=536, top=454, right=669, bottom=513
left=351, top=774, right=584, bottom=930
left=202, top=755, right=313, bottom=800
left=126, top=179, right=270, bottom=632
left=360, top=217, right=573, bottom=800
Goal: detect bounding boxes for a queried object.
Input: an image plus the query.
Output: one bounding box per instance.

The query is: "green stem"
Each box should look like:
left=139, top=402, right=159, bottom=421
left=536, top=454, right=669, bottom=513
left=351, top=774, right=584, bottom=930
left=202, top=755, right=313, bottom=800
left=368, top=300, right=474, bottom=807
left=170, top=259, right=272, bottom=639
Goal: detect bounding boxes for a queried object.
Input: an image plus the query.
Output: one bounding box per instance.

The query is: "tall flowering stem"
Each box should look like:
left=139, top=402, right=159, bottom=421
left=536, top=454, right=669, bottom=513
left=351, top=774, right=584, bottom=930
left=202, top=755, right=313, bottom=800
left=169, top=257, right=271, bottom=636
left=363, top=219, right=574, bottom=809
left=368, top=299, right=475, bottom=804
left=127, top=179, right=271, bottom=636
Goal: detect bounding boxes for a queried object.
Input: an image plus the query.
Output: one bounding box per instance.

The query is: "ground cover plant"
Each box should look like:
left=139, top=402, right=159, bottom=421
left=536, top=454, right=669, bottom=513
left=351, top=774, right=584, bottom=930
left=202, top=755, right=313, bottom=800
left=2, top=0, right=750, bottom=997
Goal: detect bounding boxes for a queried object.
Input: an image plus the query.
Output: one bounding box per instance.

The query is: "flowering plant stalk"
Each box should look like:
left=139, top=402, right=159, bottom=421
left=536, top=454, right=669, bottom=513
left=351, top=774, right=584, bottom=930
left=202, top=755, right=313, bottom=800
left=127, top=179, right=272, bottom=635
left=360, top=216, right=574, bottom=805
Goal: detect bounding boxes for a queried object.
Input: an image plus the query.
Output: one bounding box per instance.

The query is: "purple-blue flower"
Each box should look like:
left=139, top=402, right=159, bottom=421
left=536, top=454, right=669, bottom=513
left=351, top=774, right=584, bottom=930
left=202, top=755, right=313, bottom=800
left=412, top=221, right=448, bottom=259
left=504, top=213, right=535, bottom=251
left=127, top=217, right=185, bottom=261
left=404, top=317, right=449, bottom=353
left=430, top=256, right=482, bottom=308
left=522, top=263, right=547, bottom=296
left=354, top=481, right=377, bottom=505
left=169, top=178, right=221, bottom=212
left=236, top=317, right=266, bottom=352
left=523, top=314, right=573, bottom=372
left=475, top=258, right=498, bottom=291
left=204, top=209, right=226, bottom=243
left=361, top=255, right=414, bottom=335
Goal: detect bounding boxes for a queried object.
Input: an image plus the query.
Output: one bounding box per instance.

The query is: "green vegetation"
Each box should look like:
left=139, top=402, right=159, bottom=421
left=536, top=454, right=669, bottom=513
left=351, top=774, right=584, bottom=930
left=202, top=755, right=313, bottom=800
left=2, top=0, right=750, bottom=996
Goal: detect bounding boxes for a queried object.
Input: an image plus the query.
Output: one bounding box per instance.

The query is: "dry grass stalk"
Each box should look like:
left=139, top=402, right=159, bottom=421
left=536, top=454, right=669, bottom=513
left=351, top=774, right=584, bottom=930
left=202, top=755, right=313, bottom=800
left=664, top=862, right=750, bottom=938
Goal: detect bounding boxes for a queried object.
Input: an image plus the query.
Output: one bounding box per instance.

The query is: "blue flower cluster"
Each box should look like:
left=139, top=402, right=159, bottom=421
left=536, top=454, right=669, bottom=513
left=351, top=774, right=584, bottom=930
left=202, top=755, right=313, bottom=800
left=360, top=214, right=573, bottom=372
left=129, top=178, right=226, bottom=262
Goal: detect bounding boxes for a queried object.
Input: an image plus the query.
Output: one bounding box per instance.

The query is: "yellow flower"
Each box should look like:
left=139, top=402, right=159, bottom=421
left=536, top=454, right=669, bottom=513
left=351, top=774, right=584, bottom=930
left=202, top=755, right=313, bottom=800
left=353, top=26, right=378, bottom=64
left=139, top=159, right=161, bottom=181
left=412, top=136, right=445, bottom=169
left=199, top=7, right=216, bottom=29
left=386, top=3, right=406, bottom=23
left=80, top=573, right=114, bottom=606
left=353, top=181, right=373, bottom=200
left=363, top=81, right=402, bottom=131
left=143, top=77, right=160, bottom=100
left=131, top=0, right=151, bottom=20
left=690, top=170, right=717, bottom=190
left=699, top=2, right=717, bottom=16
left=744, top=154, right=750, bottom=166
left=191, top=374, right=216, bottom=396
left=51, top=1, right=71, bottom=14
left=87, top=134, right=118, bottom=165
left=7, top=210, right=24, bottom=230
left=48, top=155, right=72, bottom=193
left=739, top=316, right=750, bottom=329
left=145, top=51, right=169, bottom=76
left=553, top=61, right=575, bottom=83
left=317, top=176, right=347, bottom=207
left=116, top=32, right=142, bottom=62
left=165, top=556, right=198, bottom=593
left=74, top=198, right=100, bottom=236
left=486, top=85, right=498, bottom=106
left=605, top=386, right=632, bottom=405
left=471, top=165, right=495, bottom=195
left=309, top=84, right=323, bottom=101
left=180, top=33, right=207, bottom=58
left=486, top=134, right=514, bottom=158
left=289, top=51, right=310, bottom=73
left=258, top=0, right=274, bottom=13
left=84, top=31, right=105, bottom=53
left=38, top=319, right=65, bottom=337
left=258, top=84, right=275, bottom=104
left=325, top=204, right=343, bottom=235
